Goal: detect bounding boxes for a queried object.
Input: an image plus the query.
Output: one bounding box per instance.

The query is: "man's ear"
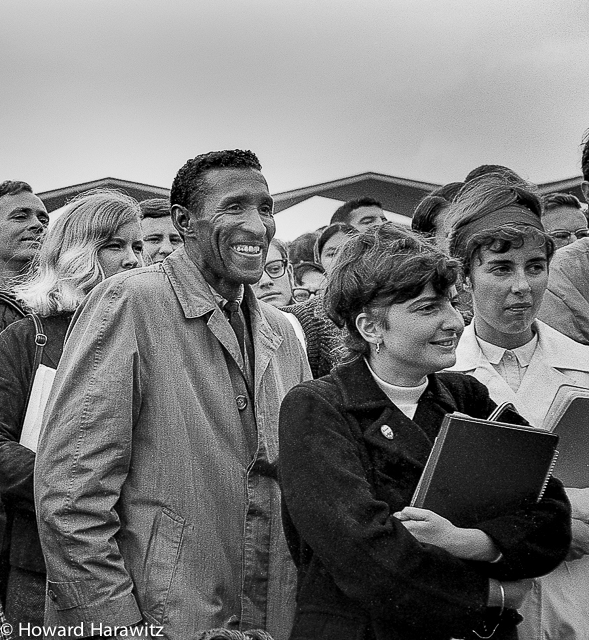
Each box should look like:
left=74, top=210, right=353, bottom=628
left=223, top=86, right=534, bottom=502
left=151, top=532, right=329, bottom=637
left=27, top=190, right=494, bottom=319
left=581, top=181, right=589, bottom=205
left=171, top=204, right=193, bottom=237
left=355, top=312, right=382, bottom=346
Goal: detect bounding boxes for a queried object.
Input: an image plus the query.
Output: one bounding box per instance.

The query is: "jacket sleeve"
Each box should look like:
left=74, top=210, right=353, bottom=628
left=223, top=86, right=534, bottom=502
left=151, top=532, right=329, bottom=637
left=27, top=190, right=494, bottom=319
left=476, top=476, right=571, bottom=580
left=0, top=319, right=36, bottom=512
left=34, top=280, right=142, bottom=628
left=279, top=382, right=490, bottom=638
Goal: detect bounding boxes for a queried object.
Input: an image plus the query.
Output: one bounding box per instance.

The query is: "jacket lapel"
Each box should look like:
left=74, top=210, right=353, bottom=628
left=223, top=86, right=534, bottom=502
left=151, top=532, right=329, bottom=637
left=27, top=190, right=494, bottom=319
left=244, top=288, right=284, bottom=395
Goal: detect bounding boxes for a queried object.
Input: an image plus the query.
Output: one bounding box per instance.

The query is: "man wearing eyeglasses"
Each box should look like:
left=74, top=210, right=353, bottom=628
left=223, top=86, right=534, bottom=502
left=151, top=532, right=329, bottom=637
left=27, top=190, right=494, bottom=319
left=252, top=238, right=295, bottom=307
left=541, top=192, right=589, bottom=250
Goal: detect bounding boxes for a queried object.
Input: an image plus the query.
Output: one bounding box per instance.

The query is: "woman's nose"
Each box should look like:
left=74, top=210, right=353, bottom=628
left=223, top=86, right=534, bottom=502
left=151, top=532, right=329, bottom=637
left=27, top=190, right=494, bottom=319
left=122, top=247, right=139, bottom=269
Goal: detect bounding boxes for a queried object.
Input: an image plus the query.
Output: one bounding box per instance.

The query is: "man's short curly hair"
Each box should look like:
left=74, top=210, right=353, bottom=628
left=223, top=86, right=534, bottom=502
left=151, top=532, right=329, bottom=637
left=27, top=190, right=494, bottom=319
left=0, top=180, right=33, bottom=199
left=324, top=223, right=460, bottom=359
left=170, top=149, right=263, bottom=213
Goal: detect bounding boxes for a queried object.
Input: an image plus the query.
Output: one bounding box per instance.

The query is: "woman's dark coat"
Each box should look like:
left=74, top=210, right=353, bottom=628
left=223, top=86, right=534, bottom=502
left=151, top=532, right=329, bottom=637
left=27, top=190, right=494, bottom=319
left=279, top=358, right=571, bottom=640
left=0, top=314, right=71, bottom=615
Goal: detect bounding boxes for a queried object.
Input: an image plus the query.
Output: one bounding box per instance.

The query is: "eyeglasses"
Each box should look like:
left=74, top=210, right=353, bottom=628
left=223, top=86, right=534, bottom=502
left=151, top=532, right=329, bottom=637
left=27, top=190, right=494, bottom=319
left=548, top=229, right=589, bottom=243
left=292, top=287, right=320, bottom=303
left=264, top=259, right=288, bottom=279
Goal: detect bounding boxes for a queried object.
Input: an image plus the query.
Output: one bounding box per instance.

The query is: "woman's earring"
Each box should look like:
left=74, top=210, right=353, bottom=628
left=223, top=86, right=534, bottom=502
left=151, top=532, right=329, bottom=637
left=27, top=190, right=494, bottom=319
left=375, top=342, right=381, bottom=354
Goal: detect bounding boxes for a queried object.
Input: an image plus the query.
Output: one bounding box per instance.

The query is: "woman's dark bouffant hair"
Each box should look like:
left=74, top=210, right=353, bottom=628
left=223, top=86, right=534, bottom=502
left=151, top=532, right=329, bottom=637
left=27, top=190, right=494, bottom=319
left=447, top=174, right=554, bottom=278
left=324, top=223, right=460, bottom=359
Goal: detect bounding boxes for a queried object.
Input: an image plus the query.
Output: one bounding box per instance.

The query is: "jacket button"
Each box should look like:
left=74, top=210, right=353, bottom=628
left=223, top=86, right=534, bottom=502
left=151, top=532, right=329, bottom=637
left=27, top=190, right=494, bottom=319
left=380, top=424, right=394, bottom=439
left=236, top=395, right=248, bottom=411
left=48, top=589, right=57, bottom=601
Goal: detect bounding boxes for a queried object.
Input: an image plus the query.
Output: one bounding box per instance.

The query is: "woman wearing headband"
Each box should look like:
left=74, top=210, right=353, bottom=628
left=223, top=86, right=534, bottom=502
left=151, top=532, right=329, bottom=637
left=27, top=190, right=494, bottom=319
left=279, top=224, right=569, bottom=640
left=447, top=174, right=589, bottom=640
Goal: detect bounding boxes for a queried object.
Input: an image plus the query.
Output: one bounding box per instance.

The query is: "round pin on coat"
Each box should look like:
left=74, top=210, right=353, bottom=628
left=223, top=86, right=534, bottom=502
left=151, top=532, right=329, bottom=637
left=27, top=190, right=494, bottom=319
left=380, top=424, right=394, bottom=439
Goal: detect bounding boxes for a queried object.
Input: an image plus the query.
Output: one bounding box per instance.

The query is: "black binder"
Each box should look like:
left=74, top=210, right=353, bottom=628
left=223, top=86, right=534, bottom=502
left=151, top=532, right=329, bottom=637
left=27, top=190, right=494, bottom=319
left=410, top=413, right=559, bottom=528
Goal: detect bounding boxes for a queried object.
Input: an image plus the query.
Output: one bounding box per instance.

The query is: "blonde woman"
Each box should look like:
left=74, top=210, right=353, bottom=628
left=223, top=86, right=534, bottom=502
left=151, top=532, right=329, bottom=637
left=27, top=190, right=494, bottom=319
left=0, top=189, right=143, bottom=630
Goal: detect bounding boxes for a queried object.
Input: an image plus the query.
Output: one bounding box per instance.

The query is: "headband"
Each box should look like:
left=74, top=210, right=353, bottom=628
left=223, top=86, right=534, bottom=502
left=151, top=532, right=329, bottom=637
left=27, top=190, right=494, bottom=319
left=453, top=205, right=544, bottom=251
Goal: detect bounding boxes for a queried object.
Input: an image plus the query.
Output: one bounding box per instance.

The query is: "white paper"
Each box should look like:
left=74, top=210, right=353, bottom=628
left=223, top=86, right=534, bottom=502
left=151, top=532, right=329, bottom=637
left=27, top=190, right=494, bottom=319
left=20, top=364, right=57, bottom=452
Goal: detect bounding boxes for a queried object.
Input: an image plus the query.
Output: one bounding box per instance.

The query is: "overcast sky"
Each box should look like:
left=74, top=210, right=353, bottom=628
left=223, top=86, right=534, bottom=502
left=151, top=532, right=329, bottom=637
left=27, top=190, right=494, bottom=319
left=1, top=0, right=588, bottom=196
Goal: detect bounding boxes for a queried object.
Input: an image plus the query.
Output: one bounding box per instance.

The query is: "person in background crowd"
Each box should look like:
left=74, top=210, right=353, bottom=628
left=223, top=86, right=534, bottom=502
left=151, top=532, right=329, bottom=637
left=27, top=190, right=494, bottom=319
left=139, top=198, right=183, bottom=264
left=279, top=224, right=569, bottom=640
left=0, top=181, right=48, bottom=332
left=412, top=182, right=473, bottom=323
left=0, top=180, right=48, bottom=613
left=252, top=238, right=307, bottom=350
left=330, top=196, right=387, bottom=232
left=540, top=192, right=588, bottom=250
left=538, top=131, right=589, bottom=343
left=411, top=182, right=464, bottom=246
left=0, top=189, right=143, bottom=636
left=252, top=238, right=295, bottom=307
left=292, top=261, right=325, bottom=303
left=35, top=150, right=310, bottom=640
left=287, top=231, right=320, bottom=266
left=314, top=222, right=357, bottom=274
left=284, top=232, right=350, bottom=379
left=447, top=174, right=589, bottom=640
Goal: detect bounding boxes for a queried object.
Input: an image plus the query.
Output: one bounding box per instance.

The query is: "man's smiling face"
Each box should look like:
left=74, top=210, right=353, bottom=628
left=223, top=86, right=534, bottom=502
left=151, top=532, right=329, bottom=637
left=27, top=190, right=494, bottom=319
left=183, top=167, right=275, bottom=299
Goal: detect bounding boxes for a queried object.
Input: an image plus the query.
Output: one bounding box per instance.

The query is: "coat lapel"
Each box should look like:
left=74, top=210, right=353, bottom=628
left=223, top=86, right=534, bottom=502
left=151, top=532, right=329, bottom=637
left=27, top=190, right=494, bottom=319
left=244, top=288, right=283, bottom=396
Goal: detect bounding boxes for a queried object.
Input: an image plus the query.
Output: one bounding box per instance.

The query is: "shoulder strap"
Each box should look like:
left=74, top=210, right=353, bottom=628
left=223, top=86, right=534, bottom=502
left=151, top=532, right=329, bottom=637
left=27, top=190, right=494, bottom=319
left=22, top=313, right=47, bottom=425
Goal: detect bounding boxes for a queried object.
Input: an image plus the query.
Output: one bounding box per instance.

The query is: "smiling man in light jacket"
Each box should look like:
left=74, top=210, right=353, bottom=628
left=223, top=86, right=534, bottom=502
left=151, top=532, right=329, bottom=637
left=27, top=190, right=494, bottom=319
left=35, top=150, right=311, bottom=640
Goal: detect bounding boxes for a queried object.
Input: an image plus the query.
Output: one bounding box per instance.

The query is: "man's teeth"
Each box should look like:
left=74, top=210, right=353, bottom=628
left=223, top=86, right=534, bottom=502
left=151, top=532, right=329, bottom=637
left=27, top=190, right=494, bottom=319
left=234, top=245, right=261, bottom=254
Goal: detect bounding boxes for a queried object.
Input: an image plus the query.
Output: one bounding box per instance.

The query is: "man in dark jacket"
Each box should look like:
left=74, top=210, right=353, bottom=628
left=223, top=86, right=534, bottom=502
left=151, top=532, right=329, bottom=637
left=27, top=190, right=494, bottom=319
left=0, top=180, right=47, bottom=609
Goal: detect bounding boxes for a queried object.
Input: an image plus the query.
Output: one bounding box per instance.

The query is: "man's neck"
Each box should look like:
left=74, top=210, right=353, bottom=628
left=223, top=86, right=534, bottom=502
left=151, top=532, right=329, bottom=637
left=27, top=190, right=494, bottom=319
left=0, top=262, right=25, bottom=291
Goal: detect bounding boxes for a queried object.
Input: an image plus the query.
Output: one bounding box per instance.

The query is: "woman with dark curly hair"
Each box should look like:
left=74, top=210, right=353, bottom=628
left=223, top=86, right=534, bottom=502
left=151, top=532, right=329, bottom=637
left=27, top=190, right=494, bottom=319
left=278, top=223, right=570, bottom=640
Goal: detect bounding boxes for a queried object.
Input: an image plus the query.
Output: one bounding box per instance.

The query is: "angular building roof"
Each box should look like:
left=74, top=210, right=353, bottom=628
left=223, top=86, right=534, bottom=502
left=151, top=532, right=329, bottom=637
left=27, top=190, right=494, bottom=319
left=38, top=177, right=169, bottom=213
left=38, top=173, right=586, bottom=219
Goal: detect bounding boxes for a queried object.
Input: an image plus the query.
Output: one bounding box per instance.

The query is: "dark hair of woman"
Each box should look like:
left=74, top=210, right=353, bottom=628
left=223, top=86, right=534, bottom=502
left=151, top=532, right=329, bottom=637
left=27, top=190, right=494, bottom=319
left=325, top=223, right=460, bottom=358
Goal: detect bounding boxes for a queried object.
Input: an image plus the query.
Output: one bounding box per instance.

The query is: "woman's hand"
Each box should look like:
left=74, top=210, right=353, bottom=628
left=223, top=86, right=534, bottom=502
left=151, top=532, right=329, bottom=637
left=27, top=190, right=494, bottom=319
left=394, top=507, right=500, bottom=562
left=394, top=506, right=458, bottom=547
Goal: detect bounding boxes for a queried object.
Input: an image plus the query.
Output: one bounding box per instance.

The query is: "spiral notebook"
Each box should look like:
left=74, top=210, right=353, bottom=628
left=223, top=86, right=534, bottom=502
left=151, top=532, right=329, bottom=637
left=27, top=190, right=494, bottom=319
left=410, top=413, right=559, bottom=528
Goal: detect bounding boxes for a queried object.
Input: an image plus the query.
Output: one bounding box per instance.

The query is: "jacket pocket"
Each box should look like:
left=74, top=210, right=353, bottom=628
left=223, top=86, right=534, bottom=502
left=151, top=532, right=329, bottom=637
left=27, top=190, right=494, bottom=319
left=142, top=507, right=185, bottom=624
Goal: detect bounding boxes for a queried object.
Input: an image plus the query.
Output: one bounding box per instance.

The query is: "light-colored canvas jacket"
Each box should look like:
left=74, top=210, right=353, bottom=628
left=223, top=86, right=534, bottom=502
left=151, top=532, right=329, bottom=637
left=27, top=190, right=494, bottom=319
left=449, top=319, right=589, bottom=428
left=34, top=248, right=311, bottom=640
left=449, top=318, right=589, bottom=640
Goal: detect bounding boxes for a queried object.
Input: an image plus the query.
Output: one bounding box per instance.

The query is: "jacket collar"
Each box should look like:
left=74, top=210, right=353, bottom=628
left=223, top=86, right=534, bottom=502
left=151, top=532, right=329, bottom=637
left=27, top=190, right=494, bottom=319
left=451, top=319, right=589, bottom=374
left=163, top=247, right=219, bottom=319
left=162, top=247, right=282, bottom=384
left=332, top=357, right=460, bottom=415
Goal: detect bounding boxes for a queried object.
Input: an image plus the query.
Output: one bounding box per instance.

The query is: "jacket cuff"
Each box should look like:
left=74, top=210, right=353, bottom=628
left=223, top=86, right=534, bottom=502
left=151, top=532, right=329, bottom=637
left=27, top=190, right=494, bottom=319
left=44, top=584, right=142, bottom=630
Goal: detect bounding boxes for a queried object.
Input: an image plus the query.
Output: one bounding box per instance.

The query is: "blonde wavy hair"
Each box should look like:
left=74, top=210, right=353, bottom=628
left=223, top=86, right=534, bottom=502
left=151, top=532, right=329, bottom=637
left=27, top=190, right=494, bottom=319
left=15, top=189, right=141, bottom=316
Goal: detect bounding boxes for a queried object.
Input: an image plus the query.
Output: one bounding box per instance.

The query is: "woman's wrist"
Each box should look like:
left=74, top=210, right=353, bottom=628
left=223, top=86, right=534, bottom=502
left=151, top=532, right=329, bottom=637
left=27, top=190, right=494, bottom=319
left=447, top=528, right=500, bottom=562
